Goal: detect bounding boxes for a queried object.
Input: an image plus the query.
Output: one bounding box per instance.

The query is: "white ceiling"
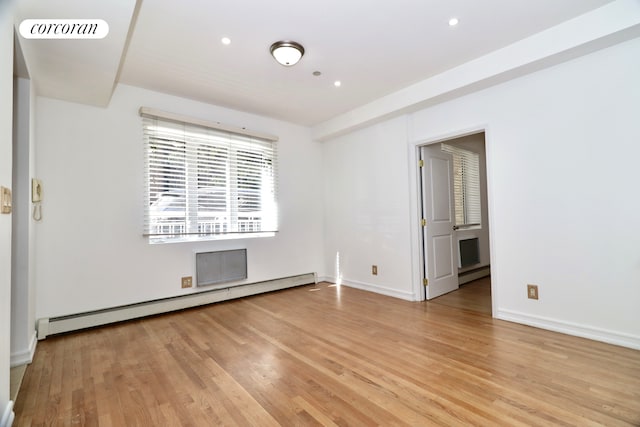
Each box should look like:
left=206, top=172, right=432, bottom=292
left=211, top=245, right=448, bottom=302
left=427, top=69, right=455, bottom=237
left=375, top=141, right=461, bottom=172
left=15, top=0, right=136, bottom=107
left=15, top=0, right=621, bottom=126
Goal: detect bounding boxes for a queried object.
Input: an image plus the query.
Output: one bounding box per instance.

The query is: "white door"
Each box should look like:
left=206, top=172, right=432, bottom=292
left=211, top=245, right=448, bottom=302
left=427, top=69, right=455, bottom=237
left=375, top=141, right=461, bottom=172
left=420, top=145, right=459, bottom=299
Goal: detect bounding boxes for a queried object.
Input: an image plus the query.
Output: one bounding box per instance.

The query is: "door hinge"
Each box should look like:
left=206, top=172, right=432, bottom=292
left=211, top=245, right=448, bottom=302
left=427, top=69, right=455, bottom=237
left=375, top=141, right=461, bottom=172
left=421, top=218, right=427, bottom=227
left=418, top=159, right=424, bottom=168
left=423, top=278, right=429, bottom=286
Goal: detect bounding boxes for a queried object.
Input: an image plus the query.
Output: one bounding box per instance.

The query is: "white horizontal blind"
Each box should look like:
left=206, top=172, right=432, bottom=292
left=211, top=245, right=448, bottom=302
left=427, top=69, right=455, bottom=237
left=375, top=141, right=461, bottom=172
left=441, top=144, right=481, bottom=227
left=142, top=113, right=277, bottom=241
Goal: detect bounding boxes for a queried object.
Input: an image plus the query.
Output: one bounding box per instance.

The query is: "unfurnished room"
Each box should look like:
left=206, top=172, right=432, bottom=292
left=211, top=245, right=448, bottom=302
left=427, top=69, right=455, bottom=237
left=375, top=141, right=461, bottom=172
left=1, top=0, right=640, bottom=425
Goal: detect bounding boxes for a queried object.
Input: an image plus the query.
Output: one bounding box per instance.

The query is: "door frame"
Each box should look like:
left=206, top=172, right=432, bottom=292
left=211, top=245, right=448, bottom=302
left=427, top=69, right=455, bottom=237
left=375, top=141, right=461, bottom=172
left=407, top=125, right=497, bottom=314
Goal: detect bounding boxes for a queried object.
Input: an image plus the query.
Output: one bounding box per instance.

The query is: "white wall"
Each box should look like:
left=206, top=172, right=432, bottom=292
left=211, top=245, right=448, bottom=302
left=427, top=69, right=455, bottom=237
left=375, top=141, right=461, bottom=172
left=323, top=37, right=640, bottom=348
left=11, top=77, right=37, bottom=367
left=0, top=0, right=15, bottom=422
left=322, top=116, right=415, bottom=300
left=34, top=84, right=325, bottom=319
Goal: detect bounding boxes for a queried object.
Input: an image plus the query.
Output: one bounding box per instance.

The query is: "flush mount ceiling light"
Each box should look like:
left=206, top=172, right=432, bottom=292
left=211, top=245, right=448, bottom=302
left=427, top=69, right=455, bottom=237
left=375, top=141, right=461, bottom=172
left=270, top=41, right=305, bottom=66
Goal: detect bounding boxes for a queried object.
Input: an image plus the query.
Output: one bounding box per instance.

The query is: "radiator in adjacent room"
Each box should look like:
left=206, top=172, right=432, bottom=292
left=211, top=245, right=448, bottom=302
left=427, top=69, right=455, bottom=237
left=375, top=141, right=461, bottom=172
left=459, top=237, right=480, bottom=268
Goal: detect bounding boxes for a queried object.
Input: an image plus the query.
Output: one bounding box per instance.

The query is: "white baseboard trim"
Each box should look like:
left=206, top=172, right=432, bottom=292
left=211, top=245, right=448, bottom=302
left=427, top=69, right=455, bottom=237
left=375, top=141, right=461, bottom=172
left=324, top=276, right=416, bottom=301
left=0, top=401, right=14, bottom=427
left=316, top=276, right=332, bottom=283
left=10, top=331, right=37, bottom=367
left=497, top=309, right=640, bottom=350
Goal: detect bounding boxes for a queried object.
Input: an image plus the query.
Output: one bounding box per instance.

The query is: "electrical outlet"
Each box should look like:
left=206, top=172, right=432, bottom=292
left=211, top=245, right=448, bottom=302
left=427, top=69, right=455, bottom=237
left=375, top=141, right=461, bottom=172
left=527, top=284, right=538, bottom=300
left=181, top=276, right=193, bottom=288
left=372, top=265, right=378, bottom=275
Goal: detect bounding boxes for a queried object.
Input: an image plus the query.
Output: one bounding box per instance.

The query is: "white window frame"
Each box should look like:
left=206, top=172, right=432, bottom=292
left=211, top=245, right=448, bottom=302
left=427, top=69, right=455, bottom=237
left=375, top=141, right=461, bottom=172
left=141, top=108, right=278, bottom=243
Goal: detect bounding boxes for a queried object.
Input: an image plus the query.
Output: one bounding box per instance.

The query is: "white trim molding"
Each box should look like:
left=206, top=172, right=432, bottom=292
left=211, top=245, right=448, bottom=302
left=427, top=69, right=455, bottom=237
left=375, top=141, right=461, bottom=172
left=324, top=276, right=416, bottom=301
left=0, top=401, right=14, bottom=427
left=10, top=331, right=37, bottom=367
left=497, top=309, right=640, bottom=350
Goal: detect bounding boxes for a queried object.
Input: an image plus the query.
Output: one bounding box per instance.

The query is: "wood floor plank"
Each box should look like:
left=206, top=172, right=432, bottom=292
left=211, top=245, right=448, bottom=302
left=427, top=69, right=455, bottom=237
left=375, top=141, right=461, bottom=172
left=13, top=281, right=640, bottom=426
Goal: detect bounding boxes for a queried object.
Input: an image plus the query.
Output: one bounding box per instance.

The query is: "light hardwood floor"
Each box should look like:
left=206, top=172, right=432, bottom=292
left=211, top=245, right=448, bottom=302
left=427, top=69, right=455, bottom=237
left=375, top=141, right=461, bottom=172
left=430, top=276, right=492, bottom=315
left=14, top=282, right=640, bottom=426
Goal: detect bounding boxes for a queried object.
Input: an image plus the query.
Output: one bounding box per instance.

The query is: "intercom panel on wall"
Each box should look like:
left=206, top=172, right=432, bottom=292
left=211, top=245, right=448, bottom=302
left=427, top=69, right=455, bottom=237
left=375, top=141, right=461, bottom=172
left=32, top=178, right=43, bottom=202
left=32, top=178, right=43, bottom=221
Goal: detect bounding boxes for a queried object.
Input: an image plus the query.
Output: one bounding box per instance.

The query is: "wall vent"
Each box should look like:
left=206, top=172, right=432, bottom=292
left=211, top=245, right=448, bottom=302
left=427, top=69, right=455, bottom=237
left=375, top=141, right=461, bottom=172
left=459, top=238, right=480, bottom=268
left=196, top=249, right=247, bottom=287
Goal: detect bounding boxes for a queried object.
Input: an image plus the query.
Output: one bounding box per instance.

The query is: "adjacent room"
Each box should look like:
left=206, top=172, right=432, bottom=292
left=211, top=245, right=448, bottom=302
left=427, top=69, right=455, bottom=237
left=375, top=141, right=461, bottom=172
left=1, top=0, right=639, bottom=425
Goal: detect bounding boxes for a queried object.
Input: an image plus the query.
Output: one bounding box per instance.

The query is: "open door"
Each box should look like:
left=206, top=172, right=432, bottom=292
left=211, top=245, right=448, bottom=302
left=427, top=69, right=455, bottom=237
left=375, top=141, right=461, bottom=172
left=420, top=144, right=459, bottom=299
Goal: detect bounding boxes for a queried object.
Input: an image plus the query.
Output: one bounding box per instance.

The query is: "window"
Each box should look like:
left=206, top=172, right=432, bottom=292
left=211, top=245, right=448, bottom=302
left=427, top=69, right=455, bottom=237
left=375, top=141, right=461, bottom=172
left=142, top=109, right=278, bottom=243
left=441, top=143, right=481, bottom=228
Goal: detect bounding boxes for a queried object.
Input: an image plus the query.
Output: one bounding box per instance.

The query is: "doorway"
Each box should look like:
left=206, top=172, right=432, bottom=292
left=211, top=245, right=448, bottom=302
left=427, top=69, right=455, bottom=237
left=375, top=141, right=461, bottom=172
left=416, top=131, right=491, bottom=311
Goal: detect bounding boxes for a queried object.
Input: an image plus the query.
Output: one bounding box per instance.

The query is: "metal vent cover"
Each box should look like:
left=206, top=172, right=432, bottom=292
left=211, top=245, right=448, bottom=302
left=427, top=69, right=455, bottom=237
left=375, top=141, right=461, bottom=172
left=196, top=249, right=247, bottom=287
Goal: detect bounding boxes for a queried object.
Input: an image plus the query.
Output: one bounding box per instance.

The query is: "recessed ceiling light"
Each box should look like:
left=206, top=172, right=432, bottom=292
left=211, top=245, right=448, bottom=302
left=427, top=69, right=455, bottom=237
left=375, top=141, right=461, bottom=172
left=221, top=37, right=231, bottom=45
left=334, top=81, right=341, bottom=87
left=313, top=71, right=322, bottom=76
left=449, top=18, right=459, bottom=27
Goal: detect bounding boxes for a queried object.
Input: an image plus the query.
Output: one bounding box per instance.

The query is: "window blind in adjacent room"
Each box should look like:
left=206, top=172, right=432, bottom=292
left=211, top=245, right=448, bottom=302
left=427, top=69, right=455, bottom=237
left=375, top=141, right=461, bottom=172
left=441, top=143, right=481, bottom=227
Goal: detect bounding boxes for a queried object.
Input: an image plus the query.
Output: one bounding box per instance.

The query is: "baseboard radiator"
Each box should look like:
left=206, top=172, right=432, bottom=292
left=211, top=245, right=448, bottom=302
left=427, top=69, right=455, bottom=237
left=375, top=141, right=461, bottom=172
left=36, top=273, right=315, bottom=340
left=459, top=266, right=491, bottom=285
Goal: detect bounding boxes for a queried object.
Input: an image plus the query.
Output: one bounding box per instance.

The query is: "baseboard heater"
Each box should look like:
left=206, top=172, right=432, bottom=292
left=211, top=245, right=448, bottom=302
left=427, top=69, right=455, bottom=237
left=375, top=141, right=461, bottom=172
left=458, top=266, right=491, bottom=285
left=36, top=273, right=315, bottom=340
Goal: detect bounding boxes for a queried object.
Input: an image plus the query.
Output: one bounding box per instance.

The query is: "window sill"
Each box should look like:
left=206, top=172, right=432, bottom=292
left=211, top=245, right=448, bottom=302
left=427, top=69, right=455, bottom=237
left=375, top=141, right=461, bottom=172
left=148, top=232, right=276, bottom=245
left=454, top=224, right=482, bottom=231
